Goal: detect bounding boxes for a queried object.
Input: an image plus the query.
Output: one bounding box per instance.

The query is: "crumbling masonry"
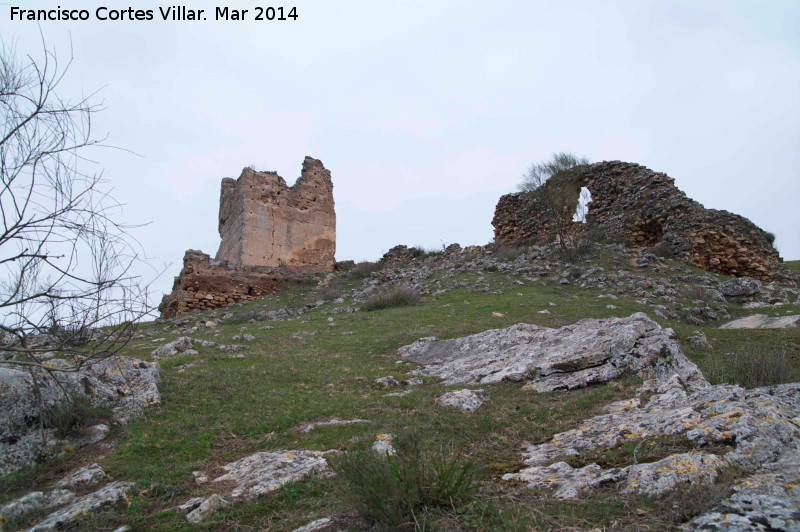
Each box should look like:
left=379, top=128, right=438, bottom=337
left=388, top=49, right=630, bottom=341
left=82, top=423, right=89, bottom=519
left=159, top=157, right=335, bottom=318
left=492, top=161, right=781, bottom=281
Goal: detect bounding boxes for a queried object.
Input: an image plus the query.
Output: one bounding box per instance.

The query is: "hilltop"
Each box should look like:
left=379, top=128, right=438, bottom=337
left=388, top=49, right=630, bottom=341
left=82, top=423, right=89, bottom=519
left=2, top=241, right=798, bottom=531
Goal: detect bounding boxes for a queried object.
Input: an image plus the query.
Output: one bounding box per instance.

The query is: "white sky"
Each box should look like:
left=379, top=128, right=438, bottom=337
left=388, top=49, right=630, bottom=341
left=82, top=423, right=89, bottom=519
left=2, top=0, right=798, bottom=301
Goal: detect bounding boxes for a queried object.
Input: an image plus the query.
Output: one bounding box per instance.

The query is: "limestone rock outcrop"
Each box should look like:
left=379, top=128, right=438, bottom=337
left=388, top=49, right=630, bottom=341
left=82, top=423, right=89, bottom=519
left=159, top=157, right=336, bottom=318
left=216, top=156, right=335, bottom=271
left=492, top=161, right=781, bottom=281
left=0, top=357, right=160, bottom=476
left=398, top=313, right=703, bottom=391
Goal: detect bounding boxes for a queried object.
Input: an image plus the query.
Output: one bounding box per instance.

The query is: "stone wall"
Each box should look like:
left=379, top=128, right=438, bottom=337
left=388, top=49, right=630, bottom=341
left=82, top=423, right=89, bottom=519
left=216, top=156, right=335, bottom=272
left=159, top=156, right=336, bottom=318
left=492, top=161, right=781, bottom=280
left=158, top=250, right=308, bottom=318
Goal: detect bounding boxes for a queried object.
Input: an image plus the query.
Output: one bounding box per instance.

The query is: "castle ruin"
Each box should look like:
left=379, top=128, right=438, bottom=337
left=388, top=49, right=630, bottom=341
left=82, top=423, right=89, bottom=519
left=492, top=161, right=781, bottom=281
left=159, top=156, right=335, bottom=318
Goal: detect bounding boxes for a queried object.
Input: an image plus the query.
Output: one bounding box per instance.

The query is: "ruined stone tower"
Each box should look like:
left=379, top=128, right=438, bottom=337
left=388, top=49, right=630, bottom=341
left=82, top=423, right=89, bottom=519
left=215, top=156, right=336, bottom=272
left=158, top=156, right=336, bottom=318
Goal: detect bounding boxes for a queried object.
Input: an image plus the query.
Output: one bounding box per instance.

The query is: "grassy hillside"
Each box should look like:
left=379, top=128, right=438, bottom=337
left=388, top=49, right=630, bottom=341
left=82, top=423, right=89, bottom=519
left=3, top=244, right=799, bottom=531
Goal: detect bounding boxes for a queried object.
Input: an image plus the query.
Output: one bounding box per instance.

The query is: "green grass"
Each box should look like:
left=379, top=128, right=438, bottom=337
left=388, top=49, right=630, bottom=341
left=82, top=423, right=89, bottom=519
left=6, top=245, right=799, bottom=530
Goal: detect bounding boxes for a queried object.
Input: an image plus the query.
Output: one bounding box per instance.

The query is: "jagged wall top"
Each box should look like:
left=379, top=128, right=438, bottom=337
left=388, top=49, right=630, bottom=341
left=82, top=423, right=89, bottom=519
left=215, top=156, right=336, bottom=272
left=492, top=161, right=781, bottom=281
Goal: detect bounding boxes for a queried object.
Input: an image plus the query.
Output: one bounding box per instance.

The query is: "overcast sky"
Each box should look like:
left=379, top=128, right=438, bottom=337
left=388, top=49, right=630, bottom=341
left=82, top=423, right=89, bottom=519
left=2, top=0, right=798, bottom=301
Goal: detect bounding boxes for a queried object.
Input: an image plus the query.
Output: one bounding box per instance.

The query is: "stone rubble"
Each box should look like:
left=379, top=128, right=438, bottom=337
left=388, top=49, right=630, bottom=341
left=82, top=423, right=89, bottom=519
left=437, top=389, right=489, bottom=413
left=150, top=336, right=192, bottom=358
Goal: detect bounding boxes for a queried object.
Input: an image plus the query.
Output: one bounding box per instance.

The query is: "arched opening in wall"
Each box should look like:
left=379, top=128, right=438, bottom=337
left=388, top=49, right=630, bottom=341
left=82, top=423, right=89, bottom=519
left=247, top=286, right=255, bottom=296
left=572, top=187, right=592, bottom=223
left=631, top=219, right=664, bottom=247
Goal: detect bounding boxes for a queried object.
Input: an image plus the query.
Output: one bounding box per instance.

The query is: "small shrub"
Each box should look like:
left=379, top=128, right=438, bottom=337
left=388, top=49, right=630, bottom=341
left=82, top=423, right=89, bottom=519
left=702, top=347, right=796, bottom=388
left=330, top=431, right=480, bottom=530
left=42, top=394, right=112, bottom=438
left=316, top=285, right=344, bottom=301
left=347, top=261, right=385, bottom=280
left=362, top=287, right=420, bottom=311
left=494, top=243, right=528, bottom=262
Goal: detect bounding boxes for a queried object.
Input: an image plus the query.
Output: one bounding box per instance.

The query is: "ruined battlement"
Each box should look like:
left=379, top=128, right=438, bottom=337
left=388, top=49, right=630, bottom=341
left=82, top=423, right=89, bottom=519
left=216, top=156, right=336, bottom=272
left=492, top=161, right=781, bottom=281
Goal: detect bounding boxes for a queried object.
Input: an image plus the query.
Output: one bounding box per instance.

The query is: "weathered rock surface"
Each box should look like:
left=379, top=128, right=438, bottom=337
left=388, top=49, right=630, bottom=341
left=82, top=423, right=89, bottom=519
left=0, top=357, right=160, bottom=475
left=719, top=313, right=800, bottom=329
left=150, top=336, right=192, bottom=358
left=26, top=481, right=132, bottom=532
left=185, top=493, right=230, bottom=524
left=682, top=449, right=800, bottom=531
left=211, top=450, right=333, bottom=500
left=299, top=418, right=370, bottom=434
left=53, top=463, right=110, bottom=491
left=492, top=161, right=781, bottom=280
left=719, top=278, right=763, bottom=298
left=372, top=434, right=395, bottom=456
left=437, top=389, right=489, bottom=413
left=216, top=156, right=335, bottom=271
left=502, top=374, right=800, bottom=529
left=399, top=313, right=702, bottom=391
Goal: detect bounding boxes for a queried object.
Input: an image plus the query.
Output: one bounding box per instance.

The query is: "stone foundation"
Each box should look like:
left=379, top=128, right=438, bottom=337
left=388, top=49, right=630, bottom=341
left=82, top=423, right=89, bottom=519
left=158, top=250, right=309, bottom=318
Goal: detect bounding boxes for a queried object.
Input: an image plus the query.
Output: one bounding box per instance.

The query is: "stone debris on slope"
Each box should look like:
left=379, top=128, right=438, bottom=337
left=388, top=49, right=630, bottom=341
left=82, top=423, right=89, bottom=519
left=719, top=313, right=800, bottom=329
left=0, top=356, right=160, bottom=476
left=25, top=481, right=132, bottom=532
left=211, top=450, right=334, bottom=501
left=399, top=313, right=703, bottom=391
left=53, top=463, right=110, bottom=491
left=437, top=389, right=489, bottom=413
left=372, top=434, right=395, bottom=456
left=150, top=336, right=192, bottom=358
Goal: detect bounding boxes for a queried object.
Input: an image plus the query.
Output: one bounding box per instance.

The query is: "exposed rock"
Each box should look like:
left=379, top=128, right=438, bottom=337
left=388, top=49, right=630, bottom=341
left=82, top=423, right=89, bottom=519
left=150, top=336, right=192, bottom=358
left=399, top=313, right=702, bottom=392
left=372, top=434, right=395, bottom=456
left=719, top=278, right=762, bottom=298
left=719, top=314, right=800, bottom=329
left=299, top=418, right=370, bottom=434
left=292, top=517, right=334, bottom=532
left=53, top=463, right=110, bottom=491
left=503, top=375, right=800, bottom=512
left=186, top=494, right=230, bottom=524
left=492, top=161, right=780, bottom=281
left=682, top=449, right=800, bottom=531
left=26, top=481, right=132, bottom=532
left=686, top=330, right=714, bottom=349
left=506, top=461, right=623, bottom=500
left=0, top=357, right=160, bottom=476
left=375, top=376, right=400, bottom=387
left=211, top=450, right=333, bottom=500
left=437, top=389, right=489, bottom=413
left=0, top=490, right=75, bottom=524
left=381, top=245, right=425, bottom=265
